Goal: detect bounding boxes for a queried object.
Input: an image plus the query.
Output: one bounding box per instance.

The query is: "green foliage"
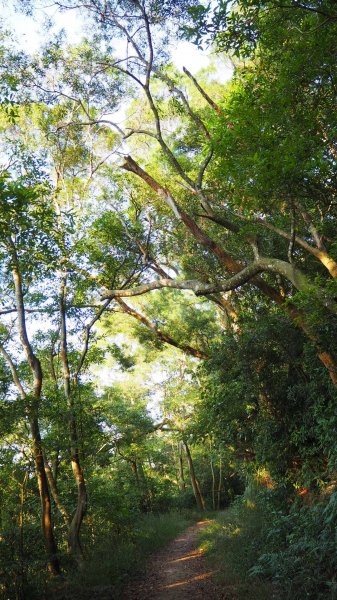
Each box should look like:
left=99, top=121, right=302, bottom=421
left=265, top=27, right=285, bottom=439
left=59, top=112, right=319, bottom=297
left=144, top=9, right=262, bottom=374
left=199, top=495, right=274, bottom=599
left=52, top=512, right=193, bottom=598
left=1, top=1, right=337, bottom=598
left=251, top=493, right=337, bottom=599
left=196, top=309, right=337, bottom=490
left=0, top=173, right=59, bottom=274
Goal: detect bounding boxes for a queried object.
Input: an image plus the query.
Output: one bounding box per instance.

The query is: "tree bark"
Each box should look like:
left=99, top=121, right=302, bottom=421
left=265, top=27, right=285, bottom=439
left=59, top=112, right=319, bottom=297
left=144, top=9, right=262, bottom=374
left=114, top=158, right=337, bottom=387
left=217, top=458, right=223, bottom=511
left=115, top=298, right=208, bottom=359
left=44, top=452, right=70, bottom=526
left=178, top=442, right=186, bottom=491
left=209, top=441, right=216, bottom=510
left=184, top=442, right=205, bottom=511
left=29, top=411, right=60, bottom=575
left=59, top=273, right=87, bottom=559
left=10, top=257, right=60, bottom=575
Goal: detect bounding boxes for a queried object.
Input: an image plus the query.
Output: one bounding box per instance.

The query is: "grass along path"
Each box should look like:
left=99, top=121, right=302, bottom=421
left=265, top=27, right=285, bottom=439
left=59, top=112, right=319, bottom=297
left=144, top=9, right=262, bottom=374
left=199, top=509, right=276, bottom=600
left=121, top=520, right=224, bottom=599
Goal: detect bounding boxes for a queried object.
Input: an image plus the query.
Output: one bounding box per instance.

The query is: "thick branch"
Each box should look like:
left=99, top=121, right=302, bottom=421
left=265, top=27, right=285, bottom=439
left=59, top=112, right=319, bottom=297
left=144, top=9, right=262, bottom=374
left=74, top=299, right=111, bottom=382
left=103, top=257, right=337, bottom=314
left=183, top=67, right=222, bottom=115
left=155, top=69, right=211, bottom=141
left=43, top=452, right=70, bottom=525
left=121, top=156, right=240, bottom=271
left=101, top=260, right=287, bottom=297
left=116, top=297, right=208, bottom=359
left=251, top=217, right=337, bottom=278
left=119, top=156, right=318, bottom=308
left=10, top=244, right=43, bottom=399
left=0, top=343, right=26, bottom=399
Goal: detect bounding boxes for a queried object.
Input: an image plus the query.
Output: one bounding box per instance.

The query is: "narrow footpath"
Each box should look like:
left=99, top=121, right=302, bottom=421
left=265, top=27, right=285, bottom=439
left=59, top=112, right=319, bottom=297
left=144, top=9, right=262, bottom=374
left=122, top=520, right=229, bottom=599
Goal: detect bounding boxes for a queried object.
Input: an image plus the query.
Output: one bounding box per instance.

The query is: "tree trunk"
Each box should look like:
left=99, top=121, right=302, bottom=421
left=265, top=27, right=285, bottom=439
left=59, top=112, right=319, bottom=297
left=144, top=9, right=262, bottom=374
left=184, top=442, right=205, bottom=511
left=178, top=442, right=186, bottom=491
left=120, top=158, right=337, bottom=388
left=44, top=452, right=70, bottom=526
left=209, top=441, right=216, bottom=510
left=217, top=457, right=222, bottom=511
left=60, top=273, right=87, bottom=559
left=30, top=412, right=60, bottom=575
left=68, top=446, right=87, bottom=558
left=16, top=471, right=28, bottom=600
left=11, top=260, right=60, bottom=575
left=131, top=460, right=140, bottom=485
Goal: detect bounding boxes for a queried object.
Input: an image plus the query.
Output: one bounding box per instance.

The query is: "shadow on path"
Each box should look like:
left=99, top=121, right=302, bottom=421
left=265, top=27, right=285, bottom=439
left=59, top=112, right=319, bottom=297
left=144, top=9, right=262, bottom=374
left=122, top=520, right=228, bottom=599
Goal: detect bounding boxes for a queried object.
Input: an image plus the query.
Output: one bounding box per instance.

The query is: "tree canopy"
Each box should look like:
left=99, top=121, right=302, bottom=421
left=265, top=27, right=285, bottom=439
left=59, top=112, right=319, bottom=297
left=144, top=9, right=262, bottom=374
left=1, top=1, right=337, bottom=598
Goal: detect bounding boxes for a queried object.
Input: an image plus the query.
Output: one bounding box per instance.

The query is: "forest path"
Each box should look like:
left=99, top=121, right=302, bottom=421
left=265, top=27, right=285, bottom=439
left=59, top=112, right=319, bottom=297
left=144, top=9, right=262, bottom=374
left=121, top=519, right=230, bottom=599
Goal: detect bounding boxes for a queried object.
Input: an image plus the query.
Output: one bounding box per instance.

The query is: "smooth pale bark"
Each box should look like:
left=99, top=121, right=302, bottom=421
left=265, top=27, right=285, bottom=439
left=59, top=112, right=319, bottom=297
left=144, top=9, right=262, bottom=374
left=184, top=442, right=205, bottom=511
left=104, top=275, right=337, bottom=387
left=113, top=156, right=337, bottom=386
left=183, top=67, right=222, bottom=116
left=252, top=218, right=337, bottom=278
left=104, top=255, right=331, bottom=309
left=207, top=209, right=337, bottom=280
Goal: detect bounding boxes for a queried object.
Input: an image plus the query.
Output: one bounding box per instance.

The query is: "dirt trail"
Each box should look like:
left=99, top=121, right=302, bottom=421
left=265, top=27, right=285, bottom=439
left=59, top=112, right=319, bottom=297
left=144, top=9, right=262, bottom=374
left=122, top=520, right=227, bottom=599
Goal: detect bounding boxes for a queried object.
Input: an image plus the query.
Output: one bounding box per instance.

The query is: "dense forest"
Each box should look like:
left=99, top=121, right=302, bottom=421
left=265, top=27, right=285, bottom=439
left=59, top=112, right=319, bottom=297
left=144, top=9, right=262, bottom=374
left=1, top=0, right=337, bottom=598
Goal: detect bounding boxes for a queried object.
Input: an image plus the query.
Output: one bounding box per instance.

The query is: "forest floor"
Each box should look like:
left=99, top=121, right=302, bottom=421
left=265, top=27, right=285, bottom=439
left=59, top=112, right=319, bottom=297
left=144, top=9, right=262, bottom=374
left=120, top=519, right=232, bottom=599
left=50, top=516, right=273, bottom=600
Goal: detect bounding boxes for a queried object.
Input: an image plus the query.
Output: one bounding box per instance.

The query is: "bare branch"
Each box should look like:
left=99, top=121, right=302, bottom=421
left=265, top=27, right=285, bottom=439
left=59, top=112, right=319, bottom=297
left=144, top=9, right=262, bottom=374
left=0, top=342, right=26, bottom=399
left=183, top=67, right=222, bottom=115
left=74, top=299, right=112, bottom=382
left=116, top=297, right=208, bottom=359
left=102, top=257, right=337, bottom=315
left=10, top=240, right=43, bottom=399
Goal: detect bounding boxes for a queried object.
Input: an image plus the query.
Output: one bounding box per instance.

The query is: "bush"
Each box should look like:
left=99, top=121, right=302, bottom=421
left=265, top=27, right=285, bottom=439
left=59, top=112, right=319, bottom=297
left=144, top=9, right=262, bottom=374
left=253, top=492, right=337, bottom=599
left=198, top=491, right=275, bottom=600
left=50, top=511, right=193, bottom=599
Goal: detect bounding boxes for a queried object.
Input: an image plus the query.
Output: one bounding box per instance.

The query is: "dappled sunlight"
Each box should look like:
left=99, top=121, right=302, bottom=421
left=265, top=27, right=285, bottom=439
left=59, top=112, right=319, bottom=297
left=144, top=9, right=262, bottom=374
left=160, top=571, right=217, bottom=590
left=169, top=550, right=201, bottom=563
left=254, top=468, right=274, bottom=490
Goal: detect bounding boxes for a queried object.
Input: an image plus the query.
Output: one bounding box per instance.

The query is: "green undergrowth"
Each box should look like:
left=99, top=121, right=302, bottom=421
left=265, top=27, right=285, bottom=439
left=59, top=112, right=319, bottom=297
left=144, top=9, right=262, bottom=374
left=198, top=501, right=275, bottom=600
left=50, top=511, right=194, bottom=599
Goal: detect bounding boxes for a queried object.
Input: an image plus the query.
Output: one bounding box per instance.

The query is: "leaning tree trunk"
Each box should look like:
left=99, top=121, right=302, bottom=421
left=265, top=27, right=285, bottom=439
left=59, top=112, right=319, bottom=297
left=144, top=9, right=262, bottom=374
left=184, top=442, right=205, bottom=511
left=120, top=157, right=337, bottom=389
left=43, top=452, right=70, bottom=527
left=11, top=261, right=60, bottom=575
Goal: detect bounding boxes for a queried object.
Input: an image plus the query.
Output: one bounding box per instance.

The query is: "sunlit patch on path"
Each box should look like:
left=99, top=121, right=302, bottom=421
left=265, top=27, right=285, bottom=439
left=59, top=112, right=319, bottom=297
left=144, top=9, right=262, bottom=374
left=122, top=520, right=227, bottom=599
